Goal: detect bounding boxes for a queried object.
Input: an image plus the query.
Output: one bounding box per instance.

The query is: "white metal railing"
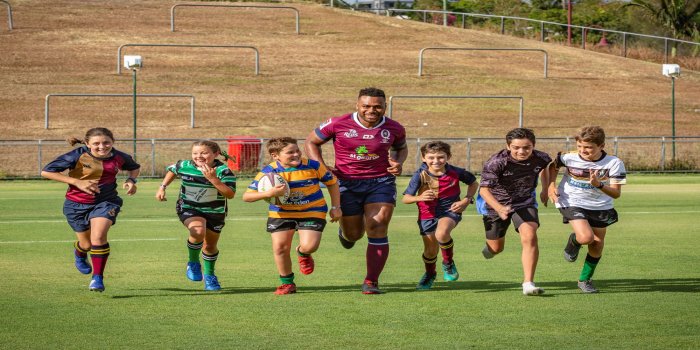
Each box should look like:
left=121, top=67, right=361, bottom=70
left=418, top=47, right=548, bottom=78
left=2, top=137, right=699, bottom=178
left=1, top=0, right=12, bottom=31
left=351, top=7, right=699, bottom=65
left=116, top=43, right=260, bottom=75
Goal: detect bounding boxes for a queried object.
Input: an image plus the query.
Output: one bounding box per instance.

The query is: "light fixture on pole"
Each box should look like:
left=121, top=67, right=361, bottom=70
left=124, top=55, right=143, bottom=160
left=662, top=64, right=681, bottom=160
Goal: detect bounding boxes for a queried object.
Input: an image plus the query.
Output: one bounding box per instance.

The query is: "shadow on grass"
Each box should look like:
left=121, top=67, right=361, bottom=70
left=111, top=278, right=700, bottom=299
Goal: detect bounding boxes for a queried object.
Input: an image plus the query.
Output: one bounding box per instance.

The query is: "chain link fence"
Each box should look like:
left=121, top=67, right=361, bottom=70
left=1, top=136, right=698, bottom=179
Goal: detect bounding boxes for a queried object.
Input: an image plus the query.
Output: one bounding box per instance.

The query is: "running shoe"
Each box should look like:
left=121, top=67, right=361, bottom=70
left=204, top=274, right=221, bottom=291
left=298, top=254, right=315, bottom=275
left=564, top=233, right=582, bottom=262
left=416, top=272, right=436, bottom=290
left=74, top=255, right=92, bottom=274
left=442, top=261, right=459, bottom=281
left=186, top=262, right=203, bottom=281
left=578, top=279, right=599, bottom=293
left=361, top=280, right=383, bottom=294
left=522, top=282, right=545, bottom=296
left=338, top=228, right=355, bottom=249
left=89, top=275, right=105, bottom=292
left=274, top=283, right=297, bottom=295
left=482, top=245, right=495, bottom=259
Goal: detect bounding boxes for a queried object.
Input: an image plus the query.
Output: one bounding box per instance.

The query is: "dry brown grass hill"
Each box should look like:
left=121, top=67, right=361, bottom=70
left=1, top=0, right=699, bottom=142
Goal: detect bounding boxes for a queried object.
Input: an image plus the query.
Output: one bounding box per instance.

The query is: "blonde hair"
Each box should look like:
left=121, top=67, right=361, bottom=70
left=192, top=140, right=232, bottom=161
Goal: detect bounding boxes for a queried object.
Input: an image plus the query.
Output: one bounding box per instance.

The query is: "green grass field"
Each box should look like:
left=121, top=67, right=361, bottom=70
left=1, top=175, right=699, bottom=349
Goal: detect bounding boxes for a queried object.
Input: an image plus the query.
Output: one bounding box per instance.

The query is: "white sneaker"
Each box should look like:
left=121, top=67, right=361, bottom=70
left=482, top=245, right=494, bottom=259
left=522, top=282, right=544, bottom=296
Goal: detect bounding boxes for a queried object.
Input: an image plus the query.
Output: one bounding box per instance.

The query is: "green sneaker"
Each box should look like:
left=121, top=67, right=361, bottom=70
left=416, top=273, right=436, bottom=290
left=442, top=261, right=459, bottom=282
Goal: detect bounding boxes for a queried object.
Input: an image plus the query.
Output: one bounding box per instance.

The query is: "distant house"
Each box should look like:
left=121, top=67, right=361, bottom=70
left=353, top=0, right=415, bottom=10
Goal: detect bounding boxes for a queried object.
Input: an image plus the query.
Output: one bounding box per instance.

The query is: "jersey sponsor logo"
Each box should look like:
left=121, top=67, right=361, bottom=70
left=362, top=134, right=374, bottom=139
left=567, top=177, right=595, bottom=189
left=288, top=191, right=308, bottom=204
left=81, top=163, right=92, bottom=169
left=344, top=129, right=358, bottom=138
left=350, top=145, right=379, bottom=161
left=503, top=171, right=514, bottom=176
left=319, top=118, right=332, bottom=130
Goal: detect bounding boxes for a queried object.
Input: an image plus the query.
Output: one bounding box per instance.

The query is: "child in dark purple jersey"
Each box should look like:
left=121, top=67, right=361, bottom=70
left=41, top=127, right=140, bottom=292
left=478, top=128, right=552, bottom=296
left=402, top=141, right=478, bottom=290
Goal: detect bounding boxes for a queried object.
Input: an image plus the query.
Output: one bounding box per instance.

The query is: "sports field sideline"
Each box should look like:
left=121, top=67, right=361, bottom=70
left=1, top=175, right=699, bottom=348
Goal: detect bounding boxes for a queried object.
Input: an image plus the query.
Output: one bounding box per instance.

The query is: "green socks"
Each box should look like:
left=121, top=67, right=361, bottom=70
left=187, top=240, right=202, bottom=263
left=202, top=251, right=219, bottom=275
left=280, top=273, right=295, bottom=285
left=579, top=254, right=601, bottom=281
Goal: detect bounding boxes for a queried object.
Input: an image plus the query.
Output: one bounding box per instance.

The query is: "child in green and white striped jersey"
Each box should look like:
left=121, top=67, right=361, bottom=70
left=156, top=140, right=236, bottom=291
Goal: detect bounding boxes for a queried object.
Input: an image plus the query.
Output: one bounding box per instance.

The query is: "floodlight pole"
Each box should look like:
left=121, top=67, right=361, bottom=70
left=671, top=76, right=676, bottom=160
left=132, top=68, right=137, bottom=160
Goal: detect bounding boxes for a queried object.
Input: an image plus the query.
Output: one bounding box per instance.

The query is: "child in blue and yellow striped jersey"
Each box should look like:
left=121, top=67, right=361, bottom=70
left=243, top=137, right=341, bottom=295
left=156, top=140, right=236, bottom=291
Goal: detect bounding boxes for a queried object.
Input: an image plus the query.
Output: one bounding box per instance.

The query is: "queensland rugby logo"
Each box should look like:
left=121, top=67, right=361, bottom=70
left=380, top=129, right=391, bottom=143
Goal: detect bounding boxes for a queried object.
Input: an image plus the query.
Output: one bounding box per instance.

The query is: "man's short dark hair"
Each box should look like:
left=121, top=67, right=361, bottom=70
left=358, top=87, right=386, bottom=99
left=506, top=128, right=536, bottom=146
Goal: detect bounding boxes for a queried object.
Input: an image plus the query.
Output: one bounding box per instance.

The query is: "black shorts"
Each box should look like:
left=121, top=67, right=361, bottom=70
left=266, top=217, right=327, bottom=233
left=176, top=201, right=226, bottom=233
left=482, top=207, right=539, bottom=240
left=559, top=207, right=619, bottom=228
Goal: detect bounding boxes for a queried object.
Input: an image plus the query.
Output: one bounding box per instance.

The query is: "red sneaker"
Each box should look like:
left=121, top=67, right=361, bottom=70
left=361, top=280, right=383, bottom=294
left=274, top=283, right=297, bottom=295
left=298, top=254, right=315, bottom=275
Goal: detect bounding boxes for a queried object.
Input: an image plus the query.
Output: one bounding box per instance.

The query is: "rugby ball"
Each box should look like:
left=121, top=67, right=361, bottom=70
left=257, top=172, right=290, bottom=205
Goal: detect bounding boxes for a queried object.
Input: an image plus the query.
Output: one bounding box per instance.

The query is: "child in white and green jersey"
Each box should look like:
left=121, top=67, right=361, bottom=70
left=156, top=140, right=236, bottom=291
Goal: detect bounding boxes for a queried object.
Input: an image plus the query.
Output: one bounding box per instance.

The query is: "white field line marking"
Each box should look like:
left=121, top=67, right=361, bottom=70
left=1, top=210, right=699, bottom=226
left=1, top=210, right=698, bottom=245
left=0, top=238, right=179, bottom=244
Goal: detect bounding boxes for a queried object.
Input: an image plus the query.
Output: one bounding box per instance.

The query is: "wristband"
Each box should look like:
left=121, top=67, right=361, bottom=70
left=126, top=177, right=138, bottom=184
left=331, top=206, right=340, bottom=210
left=160, top=184, right=167, bottom=189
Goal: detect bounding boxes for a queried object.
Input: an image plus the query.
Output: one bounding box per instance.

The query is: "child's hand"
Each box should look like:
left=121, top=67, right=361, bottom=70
left=589, top=170, right=603, bottom=188
left=417, top=189, right=437, bottom=202
left=156, top=188, right=167, bottom=201
left=329, top=207, right=342, bottom=222
left=496, top=205, right=511, bottom=221
left=268, top=184, right=288, bottom=198
left=540, top=190, right=549, bottom=207
left=449, top=199, right=468, bottom=213
left=548, top=185, right=559, bottom=205
left=123, top=181, right=137, bottom=196
left=75, top=179, right=100, bottom=195
left=199, top=164, right=217, bottom=181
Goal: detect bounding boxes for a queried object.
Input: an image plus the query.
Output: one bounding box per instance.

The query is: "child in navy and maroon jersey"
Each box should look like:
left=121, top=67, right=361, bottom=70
left=402, top=141, right=478, bottom=290
left=477, top=128, right=553, bottom=296
left=41, top=127, right=140, bottom=292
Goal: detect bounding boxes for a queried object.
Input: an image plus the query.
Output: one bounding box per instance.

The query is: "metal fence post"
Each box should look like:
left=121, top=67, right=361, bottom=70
left=466, top=137, right=471, bottom=172
left=415, top=138, right=421, bottom=170
left=565, top=136, right=570, bottom=151
left=660, top=137, right=666, bottom=170
left=150, top=139, right=156, bottom=177
left=500, top=17, right=505, bottom=34
left=1, top=0, right=12, bottom=31
left=37, top=139, right=43, bottom=176
left=613, top=136, right=618, bottom=156
left=540, top=21, right=544, bottom=42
